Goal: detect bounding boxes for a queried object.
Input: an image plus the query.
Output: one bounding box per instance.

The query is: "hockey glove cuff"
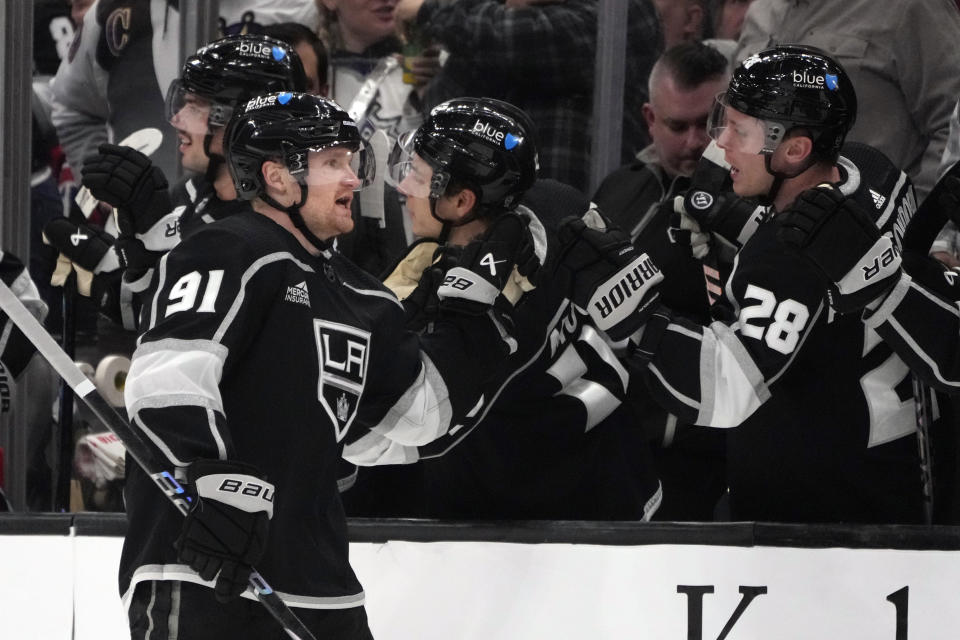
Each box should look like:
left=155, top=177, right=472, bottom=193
left=437, top=213, right=537, bottom=316
left=557, top=213, right=663, bottom=341
left=176, top=459, right=274, bottom=603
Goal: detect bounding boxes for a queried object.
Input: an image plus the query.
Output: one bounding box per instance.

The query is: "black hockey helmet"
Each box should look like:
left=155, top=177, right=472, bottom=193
left=710, top=44, right=857, bottom=160
left=390, top=97, right=539, bottom=216
left=165, top=34, right=308, bottom=130
left=225, top=91, right=374, bottom=201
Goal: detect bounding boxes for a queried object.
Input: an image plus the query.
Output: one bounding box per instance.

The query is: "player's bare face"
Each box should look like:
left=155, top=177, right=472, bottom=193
left=170, top=94, right=212, bottom=174
left=301, top=147, right=362, bottom=240
left=715, top=106, right=775, bottom=197
left=397, top=154, right=443, bottom=238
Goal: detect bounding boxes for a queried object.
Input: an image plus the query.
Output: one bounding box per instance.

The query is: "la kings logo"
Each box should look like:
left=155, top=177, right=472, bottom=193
left=314, top=320, right=371, bottom=441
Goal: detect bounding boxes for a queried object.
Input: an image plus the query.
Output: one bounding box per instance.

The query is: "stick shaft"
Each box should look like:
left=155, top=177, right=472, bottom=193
left=0, top=279, right=317, bottom=640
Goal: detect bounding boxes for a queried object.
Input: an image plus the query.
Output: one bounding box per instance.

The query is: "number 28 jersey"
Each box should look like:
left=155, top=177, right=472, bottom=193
left=637, top=143, right=924, bottom=523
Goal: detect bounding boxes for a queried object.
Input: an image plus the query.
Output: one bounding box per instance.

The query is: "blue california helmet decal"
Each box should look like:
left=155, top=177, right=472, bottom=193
left=272, top=46, right=286, bottom=62
left=504, top=133, right=520, bottom=150
left=277, top=92, right=293, bottom=105
left=825, top=73, right=839, bottom=91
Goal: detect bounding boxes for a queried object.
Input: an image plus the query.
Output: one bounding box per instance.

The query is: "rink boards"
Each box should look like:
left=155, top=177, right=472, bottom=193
left=1, top=515, right=959, bottom=639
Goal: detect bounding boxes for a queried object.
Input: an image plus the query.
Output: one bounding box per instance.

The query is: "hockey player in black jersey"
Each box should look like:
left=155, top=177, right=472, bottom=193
left=360, top=98, right=662, bottom=520
left=42, top=34, right=308, bottom=328
left=559, top=45, right=926, bottom=524
left=120, top=92, right=534, bottom=639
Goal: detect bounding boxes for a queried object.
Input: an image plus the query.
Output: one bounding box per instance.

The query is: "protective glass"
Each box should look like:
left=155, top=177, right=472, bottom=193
left=708, top=93, right=785, bottom=155
left=296, top=141, right=376, bottom=192
left=386, top=130, right=448, bottom=199
left=164, top=80, right=213, bottom=133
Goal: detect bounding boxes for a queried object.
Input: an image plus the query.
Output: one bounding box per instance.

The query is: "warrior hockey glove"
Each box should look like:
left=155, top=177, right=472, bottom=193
left=437, top=213, right=537, bottom=315
left=778, top=186, right=901, bottom=314
left=556, top=212, right=663, bottom=341
left=176, top=459, right=274, bottom=603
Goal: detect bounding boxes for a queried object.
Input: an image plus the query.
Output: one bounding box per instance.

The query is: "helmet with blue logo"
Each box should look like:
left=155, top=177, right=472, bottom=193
left=165, top=34, right=307, bottom=130
left=391, top=97, right=539, bottom=216
left=710, top=44, right=857, bottom=160
left=224, top=92, right=372, bottom=201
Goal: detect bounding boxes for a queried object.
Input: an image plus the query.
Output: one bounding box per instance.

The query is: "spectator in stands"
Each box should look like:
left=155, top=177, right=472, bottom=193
left=398, top=0, right=662, bottom=193
left=593, top=42, right=730, bottom=520
left=653, top=0, right=707, bottom=50
left=317, top=0, right=430, bottom=274
left=49, top=0, right=320, bottom=181
left=263, top=22, right=329, bottom=96
left=734, top=0, right=960, bottom=200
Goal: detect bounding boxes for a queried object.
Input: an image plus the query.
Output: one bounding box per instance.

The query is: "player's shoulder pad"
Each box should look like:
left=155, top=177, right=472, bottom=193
left=517, top=178, right=604, bottom=272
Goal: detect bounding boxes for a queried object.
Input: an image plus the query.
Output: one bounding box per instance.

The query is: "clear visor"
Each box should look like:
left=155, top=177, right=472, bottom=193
left=294, top=142, right=376, bottom=192
left=386, top=130, right=448, bottom=199
left=165, top=80, right=215, bottom=134
left=708, top=93, right=786, bottom=155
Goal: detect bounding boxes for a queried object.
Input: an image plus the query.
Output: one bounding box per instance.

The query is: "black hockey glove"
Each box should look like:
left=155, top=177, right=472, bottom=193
left=82, top=143, right=179, bottom=272
left=176, top=459, right=274, bottom=604
left=81, top=143, right=172, bottom=235
left=404, top=245, right=461, bottom=329
left=437, top=213, right=538, bottom=316
left=778, top=186, right=901, bottom=313
left=42, top=218, right=123, bottom=301
left=556, top=213, right=663, bottom=341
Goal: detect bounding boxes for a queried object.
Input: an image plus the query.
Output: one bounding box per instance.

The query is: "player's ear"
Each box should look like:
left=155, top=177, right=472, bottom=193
left=261, top=160, right=291, bottom=193
left=784, top=134, right=814, bottom=165
left=452, top=187, right=478, bottom=219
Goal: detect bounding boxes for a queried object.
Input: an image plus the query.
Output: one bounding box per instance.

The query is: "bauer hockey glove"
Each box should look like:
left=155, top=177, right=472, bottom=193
left=437, top=212, right=537, bottom=315
left=556, top=212, right=663, bottom=341
left=778, top=186, right=901, bottom=314
left=176, top=459, right=274, bottom=603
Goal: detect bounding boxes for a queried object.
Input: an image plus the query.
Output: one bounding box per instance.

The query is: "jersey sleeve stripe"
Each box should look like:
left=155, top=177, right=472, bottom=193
left=125, top=339, right=227, bottom=417
left=648, top=362, right=699, bottom=410
left=370, top=352, right=453, bottom=446
left=698, top=322, right=770, bottom=427
left=341, top=281, right=404, bottom=308
left=342, top=429, right=419, bottom=466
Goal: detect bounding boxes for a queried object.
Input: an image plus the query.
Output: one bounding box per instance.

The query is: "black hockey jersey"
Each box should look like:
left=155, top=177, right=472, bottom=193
left=121, top=206, right=512, bottom=609
left=409, top=180, right=661, bottom=519
left=634, top=143, right=925, bottom=523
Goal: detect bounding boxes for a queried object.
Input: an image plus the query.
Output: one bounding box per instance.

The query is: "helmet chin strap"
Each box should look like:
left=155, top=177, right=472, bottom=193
left=203, top=129, right=227, bottom=184
left=761, top=152, right=817, bottom=209
left=261, top=183, right=332, bottom=253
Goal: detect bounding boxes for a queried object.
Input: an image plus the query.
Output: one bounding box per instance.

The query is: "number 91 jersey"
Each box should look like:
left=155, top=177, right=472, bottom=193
left=639, top=143, right=924, bottom=523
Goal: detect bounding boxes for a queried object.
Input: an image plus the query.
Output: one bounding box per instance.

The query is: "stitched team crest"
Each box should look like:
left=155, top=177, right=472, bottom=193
left=314, top=320, right=371, bottom=441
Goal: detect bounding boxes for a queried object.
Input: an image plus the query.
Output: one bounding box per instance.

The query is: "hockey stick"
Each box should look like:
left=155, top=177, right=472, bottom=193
left=0, top=279, right=317, bottom=640
left=913, top=357, right=936, bottom=525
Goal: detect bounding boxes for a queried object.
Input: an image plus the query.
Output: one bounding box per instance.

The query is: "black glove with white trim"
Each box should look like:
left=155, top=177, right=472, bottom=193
left=778, top=186, right=901, bottom=313
left=557, top=214, right=663, bottom=341
left=176, top=459, right=274, bottom=603
left=437, top=213, right=537, bottom=315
